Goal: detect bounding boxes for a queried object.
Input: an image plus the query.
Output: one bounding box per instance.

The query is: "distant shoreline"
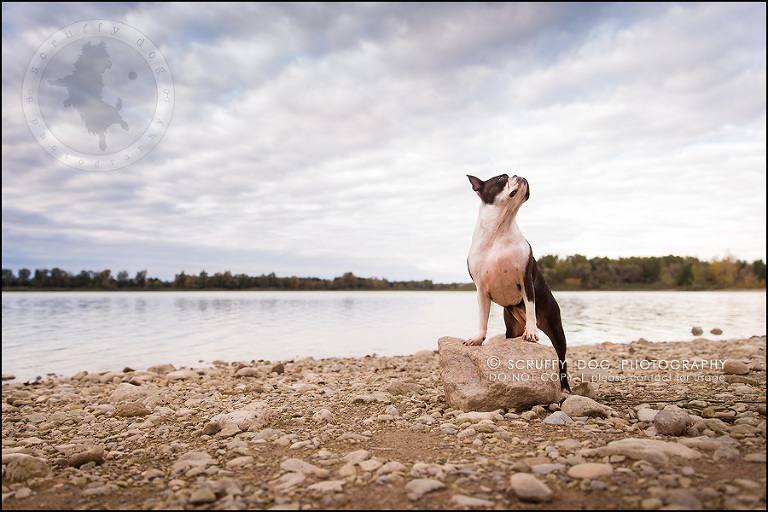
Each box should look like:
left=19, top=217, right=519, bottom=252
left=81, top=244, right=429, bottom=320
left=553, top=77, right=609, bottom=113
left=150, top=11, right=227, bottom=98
left=2, top=286, right=765, bottom=293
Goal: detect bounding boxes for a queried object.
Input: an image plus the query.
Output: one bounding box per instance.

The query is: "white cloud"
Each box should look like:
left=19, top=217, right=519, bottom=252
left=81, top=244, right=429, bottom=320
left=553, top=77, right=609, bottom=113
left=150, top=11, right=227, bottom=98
left=2, top=2, right=765, bottom=281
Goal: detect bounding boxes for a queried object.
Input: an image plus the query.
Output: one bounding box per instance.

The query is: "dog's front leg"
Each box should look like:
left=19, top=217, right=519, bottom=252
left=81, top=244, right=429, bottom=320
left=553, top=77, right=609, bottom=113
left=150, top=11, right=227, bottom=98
left=465, top=289, right=491, bottom=346
left=521, top=281, right=539, bottom=342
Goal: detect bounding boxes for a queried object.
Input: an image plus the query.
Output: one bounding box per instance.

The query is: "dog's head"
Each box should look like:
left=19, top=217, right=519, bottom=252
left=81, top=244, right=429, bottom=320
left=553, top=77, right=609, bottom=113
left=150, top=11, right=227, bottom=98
left=467, top=174, right=530, bottom=207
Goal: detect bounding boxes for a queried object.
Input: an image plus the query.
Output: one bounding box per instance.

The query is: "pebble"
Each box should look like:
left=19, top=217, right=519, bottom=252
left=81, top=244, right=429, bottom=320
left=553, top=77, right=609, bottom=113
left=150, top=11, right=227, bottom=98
left=636, top=407, right=658, bottom=422
left=451, top=494, right=495, bottom=508
left=3, top=455, right=51, bottom=482
left=307, top=480, right=345, bottom=493
left=343, top=450, right=370, bottom=465
left=542, top=411, right=574, bottom=425
left=561, top=395, right=613, bottom=418
left=405, top=478, right=445, bottom=500
left=532, top=463, right=566, bottom=475
left=312, top=408, right=335, bottom=423
left=568, top=463, right=614, bottom=479
left=508, top=473, right=553, bottom=502
left=653, top=405, right=689, bottom=436
left=723, top=359, right=750, bottom=375
left=377, top=461, right=408, bottom=475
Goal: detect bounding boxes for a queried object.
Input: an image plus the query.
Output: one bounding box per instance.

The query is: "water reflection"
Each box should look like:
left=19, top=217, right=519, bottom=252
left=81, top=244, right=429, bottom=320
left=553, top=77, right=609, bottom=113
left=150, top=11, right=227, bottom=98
left=2, top=290, right=764, bottom=383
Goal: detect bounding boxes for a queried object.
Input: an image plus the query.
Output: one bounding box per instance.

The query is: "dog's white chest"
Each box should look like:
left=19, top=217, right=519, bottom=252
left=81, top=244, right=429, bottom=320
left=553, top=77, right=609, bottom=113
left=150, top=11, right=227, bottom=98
left=468, top=224, right=530, bottom=307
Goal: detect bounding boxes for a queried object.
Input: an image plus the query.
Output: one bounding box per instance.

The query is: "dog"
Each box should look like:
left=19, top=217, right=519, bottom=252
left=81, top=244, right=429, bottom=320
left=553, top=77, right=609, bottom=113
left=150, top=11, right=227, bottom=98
left=465, top=173, right=570, bottom=392
left=48, top=41, right=129, bottom=152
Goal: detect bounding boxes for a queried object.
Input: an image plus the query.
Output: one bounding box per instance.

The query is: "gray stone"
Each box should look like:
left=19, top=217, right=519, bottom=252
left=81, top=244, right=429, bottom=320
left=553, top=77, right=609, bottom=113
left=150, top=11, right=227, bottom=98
left=508, top=473, right=553, bottom=502
left=188, top=486, right=217, bottom=504
left=147, top=363, right=176, bottom=374
left=280, top=458, right=329, bottom=477
left=723, top=359, right=750, bottom=375
left=568, top=463, right=613, bottom=479
left=225, top=456, right=253, bottom=468
left=653, top=405, right=689, bottom=436
left=451, top=494, right=495, bottom=508
left=664, top=489, right=702, bottom=509
left=531, top=463, right=566, bottom=475
left=582, top=438, right=701, bottom=464
left=385, top=380, right=422, bottom=396
left=65, top=446, right=105, bottom=468
left=271, top=472, right=306, bottom=493
left=307, top=480, right=346, bottom=493
left=165, top=369, right=199, bottom=381
left=438, top=336, right=562, bottom=412
left=405, top=478, right=445, bottom=500
left=210, top=401, right=276, bottom=430
left=83, top=484, right=117, bottom=497
left=343, top=449, right=370, bottom=464
left=455, top=411, right=503, bottom=423
left=171, top=451, right=215, bottom=474
left=109, top=383, right=153, bottom=403
left=713, top=446, right=740, bottom=460
left=202, top=421, right=222, bottom=435
left=3, top=454, right=51, bottom=482
left=115, top=401, right=151, bottom=418
left=377, top=461, right=408, bottom=475
left=234, top=367, right=261, bottom=377
left=312, top=409, right=336, bottom=423
left=561, top=395, right=613, bottom=418
left=542, top=411, right=574, bottom=425
left=571, top=381, right=597, bottom=399
left=637, top=408, right=659, bottom=422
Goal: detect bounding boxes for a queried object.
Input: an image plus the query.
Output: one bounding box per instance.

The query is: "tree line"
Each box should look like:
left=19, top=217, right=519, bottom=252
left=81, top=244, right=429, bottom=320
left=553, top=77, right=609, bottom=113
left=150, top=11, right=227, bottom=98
left=2, top=254, right=765, bottom=291
left=537, top=254, right=765, bottom=290
left=0, top=268, right=465, bottom=291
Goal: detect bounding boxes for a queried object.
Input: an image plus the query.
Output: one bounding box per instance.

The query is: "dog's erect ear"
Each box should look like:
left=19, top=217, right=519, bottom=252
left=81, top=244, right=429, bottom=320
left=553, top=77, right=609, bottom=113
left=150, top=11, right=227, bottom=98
left=467, top=175, right=483, bottom=193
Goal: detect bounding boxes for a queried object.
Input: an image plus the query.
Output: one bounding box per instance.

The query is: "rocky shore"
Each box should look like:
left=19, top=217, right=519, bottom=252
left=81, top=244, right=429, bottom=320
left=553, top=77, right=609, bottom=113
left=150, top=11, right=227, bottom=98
left=2, top=335, right=766, bottom=510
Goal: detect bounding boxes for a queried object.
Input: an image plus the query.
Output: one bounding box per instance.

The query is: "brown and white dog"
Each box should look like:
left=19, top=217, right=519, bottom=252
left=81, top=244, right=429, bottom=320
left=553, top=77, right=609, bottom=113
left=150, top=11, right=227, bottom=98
left=465, top=174, right=570, bottom=392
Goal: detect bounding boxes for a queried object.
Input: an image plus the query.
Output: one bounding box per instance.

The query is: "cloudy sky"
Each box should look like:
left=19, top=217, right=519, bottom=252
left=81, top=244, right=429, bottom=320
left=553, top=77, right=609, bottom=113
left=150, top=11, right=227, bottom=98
left=2, top=2, right=765, bottom=283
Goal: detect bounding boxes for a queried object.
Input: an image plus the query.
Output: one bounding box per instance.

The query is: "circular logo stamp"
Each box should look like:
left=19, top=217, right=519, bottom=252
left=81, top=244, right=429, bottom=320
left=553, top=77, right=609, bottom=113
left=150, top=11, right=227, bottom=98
left=22, top=20, right=174, bottom=172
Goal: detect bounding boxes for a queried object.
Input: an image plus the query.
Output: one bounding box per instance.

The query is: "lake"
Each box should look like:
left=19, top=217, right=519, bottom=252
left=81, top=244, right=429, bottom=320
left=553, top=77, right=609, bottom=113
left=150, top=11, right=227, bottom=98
left=2, top=290, right=765, bottom=383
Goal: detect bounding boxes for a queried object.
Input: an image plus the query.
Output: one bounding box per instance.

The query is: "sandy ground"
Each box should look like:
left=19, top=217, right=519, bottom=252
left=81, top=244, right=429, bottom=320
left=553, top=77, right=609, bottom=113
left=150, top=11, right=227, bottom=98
left=2, top=335, right=766, bottom=510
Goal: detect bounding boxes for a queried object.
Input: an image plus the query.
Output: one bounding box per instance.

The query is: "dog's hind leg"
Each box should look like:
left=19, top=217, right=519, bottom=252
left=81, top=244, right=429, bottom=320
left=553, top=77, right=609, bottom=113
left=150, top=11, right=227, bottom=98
left=536, top=298, right=570, bottom=393
left=503, top=305, right=525, bottom=339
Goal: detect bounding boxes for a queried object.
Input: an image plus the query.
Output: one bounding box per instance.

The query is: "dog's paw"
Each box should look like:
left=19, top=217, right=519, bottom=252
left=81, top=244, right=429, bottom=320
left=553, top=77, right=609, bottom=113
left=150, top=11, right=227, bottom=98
left=463, top=336, right=485, bottom=346
left=522, top=329, right=539, bottom=342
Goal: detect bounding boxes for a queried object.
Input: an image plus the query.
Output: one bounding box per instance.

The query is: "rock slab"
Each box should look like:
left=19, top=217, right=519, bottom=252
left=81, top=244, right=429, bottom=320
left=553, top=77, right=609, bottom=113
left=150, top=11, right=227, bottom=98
left=438, top=336, right=562, bottom=412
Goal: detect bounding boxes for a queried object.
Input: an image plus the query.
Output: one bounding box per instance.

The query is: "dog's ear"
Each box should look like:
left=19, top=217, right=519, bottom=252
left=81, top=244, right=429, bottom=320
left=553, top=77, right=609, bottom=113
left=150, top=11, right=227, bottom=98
left=467, top=175, right=483, bottom=193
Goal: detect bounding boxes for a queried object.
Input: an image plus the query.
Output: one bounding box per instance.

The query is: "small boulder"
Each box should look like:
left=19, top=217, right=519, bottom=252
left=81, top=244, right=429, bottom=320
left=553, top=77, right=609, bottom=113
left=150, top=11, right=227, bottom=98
left=438, top=336, right=562, bottom=412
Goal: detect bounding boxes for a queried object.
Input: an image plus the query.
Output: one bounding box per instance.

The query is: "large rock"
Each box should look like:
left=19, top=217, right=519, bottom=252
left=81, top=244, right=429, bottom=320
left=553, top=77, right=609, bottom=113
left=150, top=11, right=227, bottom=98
left=438, top=336, right=562, bottom=412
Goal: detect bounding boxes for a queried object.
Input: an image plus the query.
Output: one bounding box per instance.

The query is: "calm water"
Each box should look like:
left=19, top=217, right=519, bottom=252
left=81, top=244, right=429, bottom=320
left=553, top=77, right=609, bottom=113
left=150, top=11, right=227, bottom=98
left=2, top=290, right=765, bottom=383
